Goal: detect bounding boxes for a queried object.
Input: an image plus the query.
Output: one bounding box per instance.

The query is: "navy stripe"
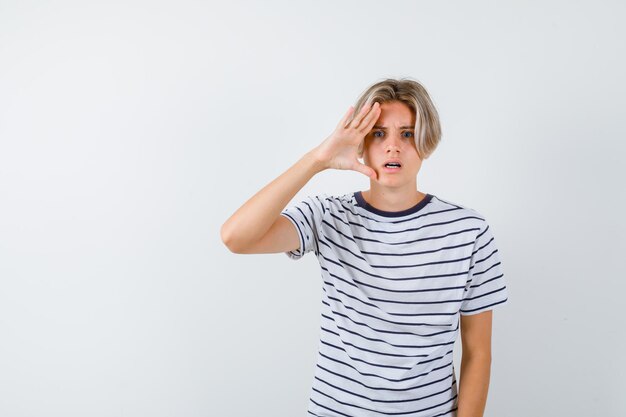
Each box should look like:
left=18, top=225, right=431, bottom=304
left=325, top=216, right=484, bottom=241
left=323, top=273, right=465, bottom=308
left=279, top=192, right=508, bottom=416
left=336, top=199, right=466, bottom=225
left=312, top=386, right=459, bottom=415
left=324, top=233, right=477, bottom=266
left=321, top=254, right=471, bottom=284
left=321, top=226, right=480, bottom=260
left=317, top=350, right=455, bottom=383
left=280, top=212, right=304, bottom=256
left=317, top=363, right=456, bottom=392
left=321, top=298, right=460, bottom=337
left=313, top=374, right=456, bottom=404
left=319, top=316, right=458, bottom=351
left=460, top=297, right=508, bottom=314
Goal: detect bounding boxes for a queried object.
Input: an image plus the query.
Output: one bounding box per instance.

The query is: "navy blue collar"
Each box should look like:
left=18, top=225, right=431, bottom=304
left=354, top=191, right=433, bottom=217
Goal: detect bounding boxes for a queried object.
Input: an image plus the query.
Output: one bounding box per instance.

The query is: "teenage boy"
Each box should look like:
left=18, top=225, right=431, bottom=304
left=221, top=78, right=509, bottom=417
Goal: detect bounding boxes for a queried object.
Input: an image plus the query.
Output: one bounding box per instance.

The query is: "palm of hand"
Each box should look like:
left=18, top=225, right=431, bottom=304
left=315, top=102, right=381, bottom=180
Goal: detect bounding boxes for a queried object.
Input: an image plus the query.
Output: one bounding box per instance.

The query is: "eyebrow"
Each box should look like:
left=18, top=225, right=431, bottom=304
left=372, top=125, right=415, bottom=130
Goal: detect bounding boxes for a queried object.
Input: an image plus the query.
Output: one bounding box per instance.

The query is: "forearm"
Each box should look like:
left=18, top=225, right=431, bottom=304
left=457, top=354, right=491, bottom=417
left=220, top=149, right=325, bottom=251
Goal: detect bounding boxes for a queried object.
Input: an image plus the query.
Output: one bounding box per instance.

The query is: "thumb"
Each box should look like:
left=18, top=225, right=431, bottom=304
left=353, top=161, right=377, bottom=181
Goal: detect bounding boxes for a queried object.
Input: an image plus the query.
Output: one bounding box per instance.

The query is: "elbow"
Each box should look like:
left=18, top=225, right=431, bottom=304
left=220, top=223, right=245, bottom=254
left=220, top=224, right=238, bottom=253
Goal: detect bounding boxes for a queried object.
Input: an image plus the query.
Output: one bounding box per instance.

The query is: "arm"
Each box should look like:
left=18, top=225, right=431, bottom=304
left=220, top=150, right=324, bottom=253
left=457, top=310, right=493, bottom=417
left=220, top=102, right=380, bottom=254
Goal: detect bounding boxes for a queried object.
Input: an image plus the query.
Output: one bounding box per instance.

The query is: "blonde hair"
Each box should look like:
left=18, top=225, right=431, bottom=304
left=353, top=77, right=442, bottom=160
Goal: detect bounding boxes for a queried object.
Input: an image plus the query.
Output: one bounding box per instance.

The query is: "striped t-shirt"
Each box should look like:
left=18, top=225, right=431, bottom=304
left=280, top=191, right=509, bottom=417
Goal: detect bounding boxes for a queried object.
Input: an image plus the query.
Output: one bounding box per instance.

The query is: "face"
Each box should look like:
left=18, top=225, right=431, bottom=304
left=362, top=100, right=423, bottom=185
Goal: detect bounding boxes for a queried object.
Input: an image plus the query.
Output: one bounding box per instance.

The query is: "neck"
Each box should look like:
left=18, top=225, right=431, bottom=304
left=363, top=182, right=425, bottom=212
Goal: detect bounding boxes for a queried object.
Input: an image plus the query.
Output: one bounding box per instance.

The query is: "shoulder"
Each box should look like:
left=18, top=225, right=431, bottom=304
left=287, top=192, right=348, bottom=217
left=311, top=192, right=355, bottom=211
left=429, top=194, right=489, bottom=231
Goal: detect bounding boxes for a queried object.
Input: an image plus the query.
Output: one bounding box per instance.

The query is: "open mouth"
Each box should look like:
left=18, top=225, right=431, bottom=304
left=383, top=162, right=402, bottom=171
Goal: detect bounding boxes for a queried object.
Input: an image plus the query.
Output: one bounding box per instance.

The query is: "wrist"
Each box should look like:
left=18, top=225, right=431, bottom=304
left=305, top=148, right=328, bottom=173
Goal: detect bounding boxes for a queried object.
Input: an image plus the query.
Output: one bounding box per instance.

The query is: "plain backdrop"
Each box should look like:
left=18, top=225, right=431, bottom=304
left=1, top=0, right=625, bottom=416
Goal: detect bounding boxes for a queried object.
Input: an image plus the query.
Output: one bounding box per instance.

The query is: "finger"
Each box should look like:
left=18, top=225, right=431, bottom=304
left=338, top=105, right=355, bottom=129
left=349, top=102, right=374, bottom=129
left=354, top=101, right=381, bottom=131
left=358, top=102, right=381, bottom=132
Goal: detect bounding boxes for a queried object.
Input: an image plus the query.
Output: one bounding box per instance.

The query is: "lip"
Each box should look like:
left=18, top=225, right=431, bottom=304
left=382, top=164, right=402, bottom=173
left=383, top=159, right=402, bottom=167
left=382, top=159, right=402, bottom=173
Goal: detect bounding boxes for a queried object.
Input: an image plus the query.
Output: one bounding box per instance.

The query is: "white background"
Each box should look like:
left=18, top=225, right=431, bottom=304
left=1, top=1, right=624, bottom=416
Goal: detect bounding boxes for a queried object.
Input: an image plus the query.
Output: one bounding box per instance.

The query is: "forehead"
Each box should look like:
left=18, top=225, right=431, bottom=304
left=375, top=101, right=415, bottom=126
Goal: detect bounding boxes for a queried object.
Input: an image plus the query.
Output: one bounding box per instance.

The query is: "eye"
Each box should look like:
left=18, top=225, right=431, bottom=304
left=372, top=130, right=384, bottom=138
left=402, top=131, right=414, bottom=138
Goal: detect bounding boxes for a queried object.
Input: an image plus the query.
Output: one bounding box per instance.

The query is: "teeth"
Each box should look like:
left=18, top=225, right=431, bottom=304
left=385, top=163, right=401, bottom=167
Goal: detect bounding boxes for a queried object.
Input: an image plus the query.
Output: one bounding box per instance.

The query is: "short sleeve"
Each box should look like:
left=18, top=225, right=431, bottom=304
left=279, top=194, right=327, bottom=260
left=460, top=221, right=510, bottom=316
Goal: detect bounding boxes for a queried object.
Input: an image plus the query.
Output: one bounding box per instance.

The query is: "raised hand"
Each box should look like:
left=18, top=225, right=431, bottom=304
left=313, top=101, right=381, bottom=180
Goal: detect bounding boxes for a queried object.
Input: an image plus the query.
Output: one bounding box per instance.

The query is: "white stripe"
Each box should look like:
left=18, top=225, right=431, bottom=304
left=281, top=191, right=508, bottom=416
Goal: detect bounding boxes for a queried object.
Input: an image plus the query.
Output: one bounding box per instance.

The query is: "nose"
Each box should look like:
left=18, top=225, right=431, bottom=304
left=385, top=134, right=403, bottom=152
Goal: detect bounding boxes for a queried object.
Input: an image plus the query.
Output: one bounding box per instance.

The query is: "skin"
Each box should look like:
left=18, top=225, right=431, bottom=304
left=360, top=101, right=495, bottom=416
left=458, top=310, right=493, bottom=417
left=360, top=100, right=428, bottom=211
left=222, top=98, right=495, bottom=416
